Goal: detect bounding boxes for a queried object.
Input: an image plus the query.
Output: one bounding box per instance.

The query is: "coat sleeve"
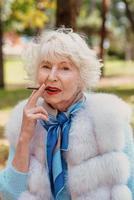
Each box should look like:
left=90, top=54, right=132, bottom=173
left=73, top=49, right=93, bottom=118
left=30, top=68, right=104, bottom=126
left=123, top=124, right=134, bottom=199
left=0, top=146, right=28, bottom=200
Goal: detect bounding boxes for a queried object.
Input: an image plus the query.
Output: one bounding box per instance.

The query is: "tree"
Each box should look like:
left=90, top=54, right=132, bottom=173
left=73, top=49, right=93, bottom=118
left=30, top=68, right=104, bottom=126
left=56, top=0, right=82, bottom=31
left=99, top=0, right=111, bottom=76
left=0, top=1, right=4, bottom=88
left=109, top=0, right=134, bottom=60
left=122, top=0, right=134, bottom=32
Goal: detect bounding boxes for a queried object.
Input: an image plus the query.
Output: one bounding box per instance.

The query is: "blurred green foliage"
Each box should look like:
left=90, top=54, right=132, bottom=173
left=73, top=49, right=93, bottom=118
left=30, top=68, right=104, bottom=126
left=2, top=0, right=134, bottom=58
left=78, top=0, right=134, bottom=59
left=2, top=0, right=56, bottom=35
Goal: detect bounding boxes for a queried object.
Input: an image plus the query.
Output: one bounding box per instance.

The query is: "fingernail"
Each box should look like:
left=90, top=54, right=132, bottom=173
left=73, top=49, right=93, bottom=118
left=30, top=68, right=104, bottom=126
left=46, top=116, right=49, bottom=121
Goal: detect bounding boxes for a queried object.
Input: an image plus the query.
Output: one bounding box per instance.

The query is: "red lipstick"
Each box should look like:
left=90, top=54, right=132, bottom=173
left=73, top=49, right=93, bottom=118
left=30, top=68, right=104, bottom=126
left=45, top=86, right=61, bottom=95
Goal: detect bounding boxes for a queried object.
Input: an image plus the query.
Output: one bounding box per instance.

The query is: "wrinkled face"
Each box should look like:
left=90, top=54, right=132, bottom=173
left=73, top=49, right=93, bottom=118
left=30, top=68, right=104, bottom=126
left=36, top=57, right=83, bottom=109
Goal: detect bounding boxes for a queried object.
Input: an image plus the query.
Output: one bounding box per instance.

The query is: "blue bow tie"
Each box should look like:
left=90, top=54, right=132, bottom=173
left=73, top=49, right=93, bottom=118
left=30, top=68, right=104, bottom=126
left=40, top=100, right=85, bottom=199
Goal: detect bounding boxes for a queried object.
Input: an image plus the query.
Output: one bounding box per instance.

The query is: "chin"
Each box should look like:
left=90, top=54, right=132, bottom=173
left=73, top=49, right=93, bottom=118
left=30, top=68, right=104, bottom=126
left=43, top=96, right=62, bottom=105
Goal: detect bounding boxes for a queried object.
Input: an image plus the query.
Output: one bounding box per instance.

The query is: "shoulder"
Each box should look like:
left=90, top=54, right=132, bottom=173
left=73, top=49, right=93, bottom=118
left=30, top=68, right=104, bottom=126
left=84, top=92, right=132, bottom=123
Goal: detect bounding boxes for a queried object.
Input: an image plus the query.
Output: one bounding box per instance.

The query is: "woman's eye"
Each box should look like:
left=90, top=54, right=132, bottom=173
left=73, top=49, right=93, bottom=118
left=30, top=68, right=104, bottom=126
left=62, top=66, right=70, bottom=70
left=42, top=65, right=50, bottom=69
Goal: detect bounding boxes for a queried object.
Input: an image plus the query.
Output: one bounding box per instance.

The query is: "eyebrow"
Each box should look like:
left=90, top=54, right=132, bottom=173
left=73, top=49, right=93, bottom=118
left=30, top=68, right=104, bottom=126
left=40, top=60, right=69, bottom=65
left=60, top=61, right=68, bottom=64
left=40, top=60, right=50, bottom=65
left=39, top=61, right=51, bottom=67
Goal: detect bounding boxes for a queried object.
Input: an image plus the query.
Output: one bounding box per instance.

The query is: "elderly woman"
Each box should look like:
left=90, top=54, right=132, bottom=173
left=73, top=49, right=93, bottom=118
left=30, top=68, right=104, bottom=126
left=0, top=28, right=134, bottom=200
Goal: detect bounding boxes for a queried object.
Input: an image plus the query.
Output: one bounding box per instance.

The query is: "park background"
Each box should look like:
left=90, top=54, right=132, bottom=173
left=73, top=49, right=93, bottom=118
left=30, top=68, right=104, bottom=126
left=0, top=0, right=134, bottom=169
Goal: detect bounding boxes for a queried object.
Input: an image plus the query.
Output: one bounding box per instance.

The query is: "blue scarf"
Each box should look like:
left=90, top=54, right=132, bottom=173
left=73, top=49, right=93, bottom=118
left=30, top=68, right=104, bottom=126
left=40, top=99, right=85, bottom=199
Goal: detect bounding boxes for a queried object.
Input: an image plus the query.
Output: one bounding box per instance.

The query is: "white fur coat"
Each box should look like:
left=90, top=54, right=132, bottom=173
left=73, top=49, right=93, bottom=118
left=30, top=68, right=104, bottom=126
left=5, top=93, right=133, bottom=200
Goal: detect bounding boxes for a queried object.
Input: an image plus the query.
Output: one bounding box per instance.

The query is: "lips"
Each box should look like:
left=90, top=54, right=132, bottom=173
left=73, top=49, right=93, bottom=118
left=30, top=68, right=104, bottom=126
left=45, top=86, right=62, bottom=95
left=45, top=86, right=61, bottom=91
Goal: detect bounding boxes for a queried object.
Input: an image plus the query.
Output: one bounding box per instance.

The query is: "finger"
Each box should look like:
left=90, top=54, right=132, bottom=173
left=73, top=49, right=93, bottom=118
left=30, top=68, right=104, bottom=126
left=27, top=85, right=40, bottom=99
left=27, top=106, right=48, bottom=117
left=27, top=88, right=40, bottom=104
left=28, top=83, right=45, bottom=102
left=28, top=113, right=48, bottom=121
left=28, top=90, right=37, bottom=99
left=27, top=84, right=46, bottom=107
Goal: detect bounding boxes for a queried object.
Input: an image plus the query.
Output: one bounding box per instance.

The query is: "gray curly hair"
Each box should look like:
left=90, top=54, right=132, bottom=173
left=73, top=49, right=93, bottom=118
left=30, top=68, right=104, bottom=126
left=23, top=28, right=102, bottom=90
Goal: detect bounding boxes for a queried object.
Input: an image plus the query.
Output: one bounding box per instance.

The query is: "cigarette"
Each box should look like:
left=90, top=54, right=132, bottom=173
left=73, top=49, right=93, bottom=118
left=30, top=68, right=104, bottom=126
left=27, top=87, right=40, bottom=90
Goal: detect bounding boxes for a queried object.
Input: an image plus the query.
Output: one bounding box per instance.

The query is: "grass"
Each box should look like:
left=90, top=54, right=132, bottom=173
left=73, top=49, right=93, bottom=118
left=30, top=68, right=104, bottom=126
left=0, top=145, right=9, bottom=169
left=0, top=88, right=31, bottom=110
left=4, top=56, right=27, bottom=86
left=104, top=60, right=134, bottom=77
left=0, top=126, right=5, bottom=139
left=96, top=84, right=134, bottom=101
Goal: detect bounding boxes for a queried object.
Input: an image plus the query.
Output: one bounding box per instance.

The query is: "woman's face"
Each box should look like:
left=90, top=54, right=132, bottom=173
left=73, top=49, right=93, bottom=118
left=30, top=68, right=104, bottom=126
left=37, top=57, right=83, bottom=110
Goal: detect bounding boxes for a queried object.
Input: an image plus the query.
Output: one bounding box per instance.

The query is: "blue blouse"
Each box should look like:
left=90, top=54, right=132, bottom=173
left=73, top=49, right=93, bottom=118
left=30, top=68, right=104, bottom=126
left=0, top=125, right=134, bottom=200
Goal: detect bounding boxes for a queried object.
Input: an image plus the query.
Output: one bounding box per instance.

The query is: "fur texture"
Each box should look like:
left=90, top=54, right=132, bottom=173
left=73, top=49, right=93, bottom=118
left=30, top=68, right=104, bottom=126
left=5, top=93, right=132, bottom=200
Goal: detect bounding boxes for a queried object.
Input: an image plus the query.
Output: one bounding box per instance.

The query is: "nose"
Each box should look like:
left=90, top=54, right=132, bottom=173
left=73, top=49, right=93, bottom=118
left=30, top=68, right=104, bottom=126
left=48, top=66, right=57, bottom=82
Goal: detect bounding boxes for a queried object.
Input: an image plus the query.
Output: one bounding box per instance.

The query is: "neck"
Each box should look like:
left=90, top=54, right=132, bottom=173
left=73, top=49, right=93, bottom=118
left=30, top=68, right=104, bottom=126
left=48, top=90, right=84, bottom=112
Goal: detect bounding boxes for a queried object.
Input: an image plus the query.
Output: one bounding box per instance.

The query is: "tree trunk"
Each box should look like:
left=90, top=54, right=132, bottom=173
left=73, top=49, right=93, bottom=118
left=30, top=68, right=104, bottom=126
left=123, top=0, right=134, bottom=32
left=99, top=0, right=110, bottom=76
left=0, top=4, right=4, bottom=88
left=56, top=0, right=82, bottom=31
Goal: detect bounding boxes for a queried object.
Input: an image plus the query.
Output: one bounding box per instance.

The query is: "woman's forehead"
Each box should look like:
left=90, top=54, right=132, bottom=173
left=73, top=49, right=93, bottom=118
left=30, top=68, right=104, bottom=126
left=39, top=53, right=72, bottom=65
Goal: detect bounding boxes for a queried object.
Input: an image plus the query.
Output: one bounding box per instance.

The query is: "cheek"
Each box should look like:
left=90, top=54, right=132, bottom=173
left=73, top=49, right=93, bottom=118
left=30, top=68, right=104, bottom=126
left=64, top=74, right=82, bottom=92
left=37, top=71, right=47, bottom=84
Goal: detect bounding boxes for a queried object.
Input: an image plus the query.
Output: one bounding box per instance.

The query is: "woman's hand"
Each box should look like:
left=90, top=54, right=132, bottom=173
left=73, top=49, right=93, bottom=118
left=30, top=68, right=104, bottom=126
left=12, top=84, right=48, bottom=172
left=20, top=83, right=48, bottom=144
